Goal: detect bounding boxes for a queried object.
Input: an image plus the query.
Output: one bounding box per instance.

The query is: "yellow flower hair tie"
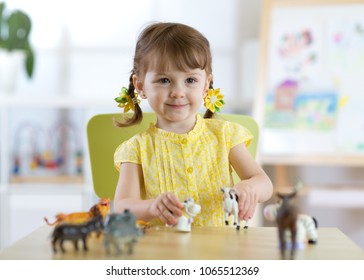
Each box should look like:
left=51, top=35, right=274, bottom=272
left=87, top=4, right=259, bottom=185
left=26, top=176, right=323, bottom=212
left=204, top=88, right=225, bottom=113
left=114, top=87, right=140, bottom=113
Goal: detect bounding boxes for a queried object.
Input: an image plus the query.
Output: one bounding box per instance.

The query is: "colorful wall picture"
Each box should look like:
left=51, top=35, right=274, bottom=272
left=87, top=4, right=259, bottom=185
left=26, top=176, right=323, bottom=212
left=261, top=2, right=364, bottom=155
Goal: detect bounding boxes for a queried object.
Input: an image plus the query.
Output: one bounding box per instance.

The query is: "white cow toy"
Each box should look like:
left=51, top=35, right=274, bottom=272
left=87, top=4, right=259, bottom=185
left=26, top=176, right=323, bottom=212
left=221, top=187, right=249, bottom=230
left=175, top=198, right=201, bottom=232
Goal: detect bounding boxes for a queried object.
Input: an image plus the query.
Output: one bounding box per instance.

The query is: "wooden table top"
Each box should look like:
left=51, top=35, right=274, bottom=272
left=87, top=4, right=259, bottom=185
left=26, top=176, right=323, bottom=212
left=0, top=225, right=363, bottom=260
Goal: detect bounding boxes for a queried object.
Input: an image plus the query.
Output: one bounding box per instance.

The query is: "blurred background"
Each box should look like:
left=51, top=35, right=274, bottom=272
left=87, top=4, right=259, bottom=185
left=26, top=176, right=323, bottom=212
left=1, top=0, right=260, bottom=110
left=0, top=0, right=363, bottom=251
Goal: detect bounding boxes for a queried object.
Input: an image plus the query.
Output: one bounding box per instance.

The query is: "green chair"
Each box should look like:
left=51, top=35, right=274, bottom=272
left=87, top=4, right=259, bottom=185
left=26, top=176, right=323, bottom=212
left=87, top=113, right=259, bottom=199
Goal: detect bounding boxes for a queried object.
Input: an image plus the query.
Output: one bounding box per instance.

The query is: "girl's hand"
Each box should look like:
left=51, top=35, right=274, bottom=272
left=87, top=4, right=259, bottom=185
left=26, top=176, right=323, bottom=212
left=234, top=182, right=259, bottom=221
left=149, top=192, right=184, bottom=225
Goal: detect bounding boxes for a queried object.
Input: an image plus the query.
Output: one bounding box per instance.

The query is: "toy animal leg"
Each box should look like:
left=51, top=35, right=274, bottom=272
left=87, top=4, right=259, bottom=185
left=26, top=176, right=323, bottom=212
left=244, top=220, right=249, bottom=229
left=52, top=237, right=58, bottom=253
left=104, top=236, right=111, bottom=255
left=176, top=216, right=192, bottom=232
left=126, top=241, right=135, bottom=254
left=290, top=226, right=297, bottom=260
left=235, top=218, right=250, bottom=230
left=60, top=240, right=66, bottom=253
left=115, top=240, right=123, bottom=255
left=224, top=212, right=229, bottom=225
left=82, top=237, right=88, bottom=251
left=278, top=228, right=286, bottom=259
left=233, top=215, right=238, bottom=226
left=236, top=219, right=241, bottom=230
left=73, top=240, right=79, bottom=251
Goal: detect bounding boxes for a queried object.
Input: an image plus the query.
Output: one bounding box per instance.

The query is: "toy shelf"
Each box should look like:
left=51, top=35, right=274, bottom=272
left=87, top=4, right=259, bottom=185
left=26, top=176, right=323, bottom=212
left=0, top=95, right=118, bottom=250
left=10, top=175, right=84, bottom=184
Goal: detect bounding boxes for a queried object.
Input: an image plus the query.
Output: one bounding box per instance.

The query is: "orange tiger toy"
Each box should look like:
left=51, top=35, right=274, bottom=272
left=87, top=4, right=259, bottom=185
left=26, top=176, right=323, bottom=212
left=44, top=198, right=110, bottom=226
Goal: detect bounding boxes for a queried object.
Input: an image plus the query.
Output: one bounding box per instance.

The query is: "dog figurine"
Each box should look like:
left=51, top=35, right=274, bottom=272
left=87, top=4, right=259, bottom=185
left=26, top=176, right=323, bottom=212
left=175, top=198, right=201, bottom=232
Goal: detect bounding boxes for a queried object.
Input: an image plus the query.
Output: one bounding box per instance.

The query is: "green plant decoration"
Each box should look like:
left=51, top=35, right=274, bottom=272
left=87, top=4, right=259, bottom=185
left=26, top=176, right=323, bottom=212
left=0, top=2, right=34, bottom=78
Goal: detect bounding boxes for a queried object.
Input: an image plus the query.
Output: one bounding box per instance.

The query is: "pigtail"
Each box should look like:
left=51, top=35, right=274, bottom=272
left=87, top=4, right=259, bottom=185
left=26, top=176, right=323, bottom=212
left=113, top=73, right=143, bottom=127
left=203, top=80, right=215, bottom=119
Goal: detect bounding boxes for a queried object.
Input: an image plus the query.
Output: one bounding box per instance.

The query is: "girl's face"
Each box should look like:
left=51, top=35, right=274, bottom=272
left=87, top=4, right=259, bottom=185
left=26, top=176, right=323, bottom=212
left=133, top=67, right=211, bottom=133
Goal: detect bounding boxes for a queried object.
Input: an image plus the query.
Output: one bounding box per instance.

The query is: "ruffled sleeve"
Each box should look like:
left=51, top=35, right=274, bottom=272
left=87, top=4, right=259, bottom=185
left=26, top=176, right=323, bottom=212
left=226, top=121, right=254, bottom=149
left=114, top=136, right=141, bottom=172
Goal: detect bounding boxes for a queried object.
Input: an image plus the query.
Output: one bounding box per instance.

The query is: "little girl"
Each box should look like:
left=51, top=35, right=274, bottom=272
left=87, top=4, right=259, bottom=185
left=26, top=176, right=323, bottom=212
left=113, top=22, right=273, bottom=227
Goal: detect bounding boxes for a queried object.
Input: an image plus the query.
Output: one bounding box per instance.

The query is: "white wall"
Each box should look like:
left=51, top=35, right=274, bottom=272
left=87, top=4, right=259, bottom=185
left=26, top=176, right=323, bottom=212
left=5, top=0, right=262, bottom=113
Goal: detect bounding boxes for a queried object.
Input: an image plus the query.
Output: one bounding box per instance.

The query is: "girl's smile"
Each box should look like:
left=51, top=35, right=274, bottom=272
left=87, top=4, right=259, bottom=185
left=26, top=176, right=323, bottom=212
left=166, top=103, right=189, bottom=109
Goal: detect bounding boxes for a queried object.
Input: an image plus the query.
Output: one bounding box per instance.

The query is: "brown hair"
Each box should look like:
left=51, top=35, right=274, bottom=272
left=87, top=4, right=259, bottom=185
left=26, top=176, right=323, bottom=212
left=114, top=22, right=215, bottom=127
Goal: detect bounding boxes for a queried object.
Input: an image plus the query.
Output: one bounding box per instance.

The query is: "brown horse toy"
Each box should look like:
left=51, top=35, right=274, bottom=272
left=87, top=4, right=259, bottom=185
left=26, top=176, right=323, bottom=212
left=276, top=191, right=299, bottom=259
left=51, top=215, right=104, bottom=253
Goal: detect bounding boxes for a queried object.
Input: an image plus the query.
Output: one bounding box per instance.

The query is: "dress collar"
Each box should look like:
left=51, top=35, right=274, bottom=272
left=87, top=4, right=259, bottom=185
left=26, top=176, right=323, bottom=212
left=148, top=114, right=205, bottom=141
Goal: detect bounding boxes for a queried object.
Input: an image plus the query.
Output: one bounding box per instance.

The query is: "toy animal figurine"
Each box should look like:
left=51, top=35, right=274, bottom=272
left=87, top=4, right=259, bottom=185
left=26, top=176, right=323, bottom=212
left=136, top=220, right=153, bottom=230
left=103, top=209, right=144, bottom=255
left=44, top=198, right=110, bottom=226
left=264, top=200, right=318, bottom=245
left=221, top=187, right=249, bottom=230
left=175, top=198, right=201, bottom=232
left=274, top=191, right=299, bottom=259
left=51, top=215, right=104, bottom=253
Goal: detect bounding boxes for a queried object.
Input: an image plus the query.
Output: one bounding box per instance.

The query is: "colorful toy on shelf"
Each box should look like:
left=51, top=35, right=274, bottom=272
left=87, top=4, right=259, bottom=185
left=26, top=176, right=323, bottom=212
left=29, top=153, right=43, bottom=170
left=12, top=123, right=39, bottom=174
left=221, top=187, right=249, bottom=230
left=175, top=198, right=201, bottom=232
left=51, top=215, right=104, bottom=253
left=103, top=209, right=144, bottom=255
left=11, top=120, right=84, bottom=176
left=75, top=150, right=83, bottom=174
left=42, top=150, right=58, bottom=169
left=12, top=155, right=20, bottom=174
left=44, top=198, right=110, bottom=226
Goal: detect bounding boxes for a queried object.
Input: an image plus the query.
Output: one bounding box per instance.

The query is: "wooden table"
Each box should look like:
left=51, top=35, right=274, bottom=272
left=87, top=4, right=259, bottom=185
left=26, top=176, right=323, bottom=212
left=0, top=226, right=363, bottom=260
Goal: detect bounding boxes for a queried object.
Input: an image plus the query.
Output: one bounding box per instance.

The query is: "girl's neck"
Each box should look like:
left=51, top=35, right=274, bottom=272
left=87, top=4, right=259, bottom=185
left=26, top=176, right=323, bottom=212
left=156, top=115, right=198, bottom=134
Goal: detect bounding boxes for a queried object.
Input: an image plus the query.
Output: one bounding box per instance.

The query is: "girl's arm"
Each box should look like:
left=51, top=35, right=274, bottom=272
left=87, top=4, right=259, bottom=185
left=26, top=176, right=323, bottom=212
left=113, top=162, right=183, bottom=224
left=229, top=142, right=273, bottom=221
left=113, top=162, right=150, bottom=219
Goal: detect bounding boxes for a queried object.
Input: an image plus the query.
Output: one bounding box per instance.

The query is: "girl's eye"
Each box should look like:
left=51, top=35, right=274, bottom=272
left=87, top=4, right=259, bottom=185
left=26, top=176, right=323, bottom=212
left=159, top=78, right=170, bottom=84
left=186, top=77, right=197, bottom=84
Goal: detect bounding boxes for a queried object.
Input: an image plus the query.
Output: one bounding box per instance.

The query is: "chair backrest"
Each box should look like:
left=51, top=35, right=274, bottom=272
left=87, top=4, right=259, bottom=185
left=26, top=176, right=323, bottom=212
left=87, top=113, right=259, bottom=199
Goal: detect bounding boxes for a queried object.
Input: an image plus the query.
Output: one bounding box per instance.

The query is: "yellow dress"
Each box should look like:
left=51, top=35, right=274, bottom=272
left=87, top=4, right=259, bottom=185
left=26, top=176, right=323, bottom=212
left=114, top=115, right=253, bottom=227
